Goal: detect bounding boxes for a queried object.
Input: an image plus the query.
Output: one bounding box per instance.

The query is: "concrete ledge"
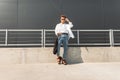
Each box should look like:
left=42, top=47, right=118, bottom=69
left=0, top=47, right=120, bottom=64
left=81, top=47, right=120, bottom=62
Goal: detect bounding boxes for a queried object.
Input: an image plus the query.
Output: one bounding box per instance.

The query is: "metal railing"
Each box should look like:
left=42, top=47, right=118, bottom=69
left=44, top=29, right=112, bottom=47
left=0, top=29, right=120, bottom=47
left=0, top=29, right=43, bottom=46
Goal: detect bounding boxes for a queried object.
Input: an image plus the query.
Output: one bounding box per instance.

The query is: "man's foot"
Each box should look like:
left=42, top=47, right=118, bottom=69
left=57, top=57, right=62, bottom=64
left=62, top=59, right=67, bottom=65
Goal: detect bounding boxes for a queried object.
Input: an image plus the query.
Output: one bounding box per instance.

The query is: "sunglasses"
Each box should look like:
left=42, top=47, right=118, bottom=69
left=61, top=19, right=65, bottom=20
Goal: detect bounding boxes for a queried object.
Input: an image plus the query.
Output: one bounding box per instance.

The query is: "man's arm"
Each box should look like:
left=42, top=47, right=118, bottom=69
left=55, top=24, right=58, bottom=36
left=55, top=24, right=62, bottom=36
left=66, top=18, right=73, bottom=28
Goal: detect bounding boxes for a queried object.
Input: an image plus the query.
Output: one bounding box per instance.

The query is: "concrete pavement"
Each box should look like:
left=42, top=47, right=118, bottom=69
left=0, top=63, right=120, bottom=80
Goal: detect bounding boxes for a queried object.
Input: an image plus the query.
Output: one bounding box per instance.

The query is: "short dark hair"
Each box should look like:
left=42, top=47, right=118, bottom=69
left=60, top=15, right=67, bottom=18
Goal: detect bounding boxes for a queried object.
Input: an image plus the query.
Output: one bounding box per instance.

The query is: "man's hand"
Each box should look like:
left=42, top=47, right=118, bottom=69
left=57, top=33, right=62, bottom=36
left=65, top=18, right=70, bottom=22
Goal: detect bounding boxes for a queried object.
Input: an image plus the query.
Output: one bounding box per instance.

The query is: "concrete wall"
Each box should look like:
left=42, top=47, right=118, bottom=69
left=0, top=47, right=120, bottom=64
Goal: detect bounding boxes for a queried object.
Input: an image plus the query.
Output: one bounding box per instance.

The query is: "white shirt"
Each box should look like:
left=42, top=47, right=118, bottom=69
left=55, top=22, right=75, bottom=39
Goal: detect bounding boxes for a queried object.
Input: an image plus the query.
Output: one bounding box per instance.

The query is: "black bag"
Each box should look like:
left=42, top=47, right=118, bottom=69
left=53, top=38, right=58, bottom=55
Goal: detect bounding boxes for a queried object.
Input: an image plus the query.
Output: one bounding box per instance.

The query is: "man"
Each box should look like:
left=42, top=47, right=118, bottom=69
left=55, top=15, right=74, bottom=65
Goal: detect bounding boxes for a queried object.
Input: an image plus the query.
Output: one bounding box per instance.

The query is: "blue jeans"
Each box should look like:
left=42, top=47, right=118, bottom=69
left=57, top=34, right=68, bottom=59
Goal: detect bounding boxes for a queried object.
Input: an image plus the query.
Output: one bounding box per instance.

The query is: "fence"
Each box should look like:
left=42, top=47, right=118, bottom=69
left=0, top=29, right=119, bottom=47
left=0, top=29, right=43, bottom=46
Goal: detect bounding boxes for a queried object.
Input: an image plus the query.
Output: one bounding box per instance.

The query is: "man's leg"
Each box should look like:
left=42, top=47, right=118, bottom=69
left=56, top=36, right=63, bottom=64
left=57, top=36, right=62, bottom=57
left=63, top=36, right=68, bottom=59
left=61, top=35, right=68, bottom=65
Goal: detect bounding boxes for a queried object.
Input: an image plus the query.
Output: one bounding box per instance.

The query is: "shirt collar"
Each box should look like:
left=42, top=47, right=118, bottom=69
left=60, top=23, right=66, bottom=25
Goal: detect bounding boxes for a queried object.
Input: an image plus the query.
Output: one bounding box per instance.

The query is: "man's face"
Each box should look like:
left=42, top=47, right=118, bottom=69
left=60, top=17, right=66, bottom=24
